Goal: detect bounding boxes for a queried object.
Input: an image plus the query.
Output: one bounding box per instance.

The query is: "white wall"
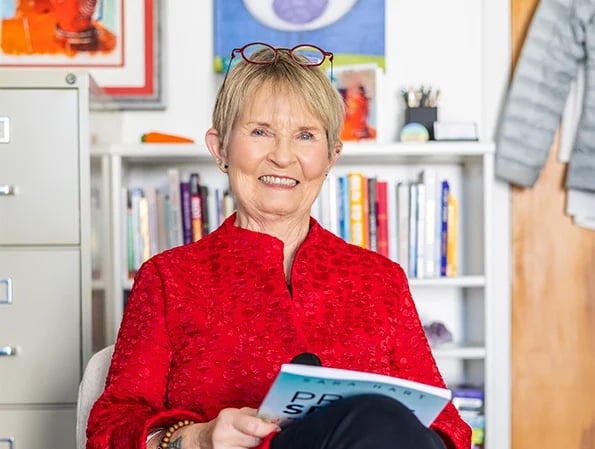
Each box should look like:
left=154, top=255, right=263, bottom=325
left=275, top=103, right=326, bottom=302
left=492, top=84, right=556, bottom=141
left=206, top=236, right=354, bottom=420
left=115, top=0, right=507, bottom=145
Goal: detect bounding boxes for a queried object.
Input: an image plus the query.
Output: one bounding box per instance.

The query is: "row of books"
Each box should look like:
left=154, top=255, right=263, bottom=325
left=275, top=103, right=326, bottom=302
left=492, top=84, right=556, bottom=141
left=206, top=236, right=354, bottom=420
left=124, top=169, right=235, bottom=275
left=452, top=387, right=485, bottom=449
left=117, top=168, right=459, bottom=277
left=312, top=168, right=458, bottom=278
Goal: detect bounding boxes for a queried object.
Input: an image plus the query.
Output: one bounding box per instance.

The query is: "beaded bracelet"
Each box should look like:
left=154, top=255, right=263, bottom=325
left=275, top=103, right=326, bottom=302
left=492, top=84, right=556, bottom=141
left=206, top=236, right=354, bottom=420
left=158, top=420, right=195, bottom=449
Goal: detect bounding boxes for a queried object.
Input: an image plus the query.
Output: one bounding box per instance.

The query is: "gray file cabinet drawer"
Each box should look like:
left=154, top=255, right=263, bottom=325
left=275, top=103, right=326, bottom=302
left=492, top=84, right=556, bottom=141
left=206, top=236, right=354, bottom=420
left=0, top=88, right=79, bottom=245
left=0, top=249, right=80, bottom=404
left=0, top=408, right=76, bottom=449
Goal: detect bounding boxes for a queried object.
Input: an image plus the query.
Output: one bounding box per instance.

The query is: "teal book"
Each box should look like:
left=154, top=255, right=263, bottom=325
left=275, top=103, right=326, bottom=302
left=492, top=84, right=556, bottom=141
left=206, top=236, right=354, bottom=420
left=258, top=364, right=452, bottom=428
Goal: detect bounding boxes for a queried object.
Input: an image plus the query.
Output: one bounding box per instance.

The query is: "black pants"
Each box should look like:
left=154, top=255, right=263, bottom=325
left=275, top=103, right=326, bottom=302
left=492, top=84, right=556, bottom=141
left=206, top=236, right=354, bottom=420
left=270, top=394, right=446, bottom=449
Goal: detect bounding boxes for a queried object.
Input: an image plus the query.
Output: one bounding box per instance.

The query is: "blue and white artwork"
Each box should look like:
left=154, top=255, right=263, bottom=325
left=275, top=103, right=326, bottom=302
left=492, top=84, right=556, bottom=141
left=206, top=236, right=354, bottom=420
left=214, top=0, right=385, bottom=72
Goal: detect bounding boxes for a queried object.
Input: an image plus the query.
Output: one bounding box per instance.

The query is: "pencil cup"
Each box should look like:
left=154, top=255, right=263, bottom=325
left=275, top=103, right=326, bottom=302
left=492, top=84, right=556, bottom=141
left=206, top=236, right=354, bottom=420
left=405, top=107, right=438, bottom=140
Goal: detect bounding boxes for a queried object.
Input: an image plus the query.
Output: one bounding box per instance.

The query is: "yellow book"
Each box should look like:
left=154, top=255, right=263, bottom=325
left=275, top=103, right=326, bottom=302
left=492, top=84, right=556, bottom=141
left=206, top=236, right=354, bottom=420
left=446, top=192, right=458, bottom=277
left=348, top=172, right=366, bottom=248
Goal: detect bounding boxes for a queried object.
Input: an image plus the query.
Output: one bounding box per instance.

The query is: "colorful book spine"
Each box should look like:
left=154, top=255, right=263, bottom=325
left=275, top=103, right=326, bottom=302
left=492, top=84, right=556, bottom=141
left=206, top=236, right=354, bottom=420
left=180, top=181, right=192, bottom=245
left=386, top=178, right=398, bottom=262
left=375, top=180, right=389, bottom=258
left=415, top=182, right=426, bottom=278
left=349, top=172, right=366, bottom=248
left=189, top=173, right=203, bottom=242
left=367, top=177, right=377, bottom=252
left=200, top=184, right=210, bottom=236
left=440, top=181, right=450, bottom=276
left=138, top=193, right=151, bottom=263
left=446, top=192, right=458, bottom=277
left=337, top=175, right=350, bottom=242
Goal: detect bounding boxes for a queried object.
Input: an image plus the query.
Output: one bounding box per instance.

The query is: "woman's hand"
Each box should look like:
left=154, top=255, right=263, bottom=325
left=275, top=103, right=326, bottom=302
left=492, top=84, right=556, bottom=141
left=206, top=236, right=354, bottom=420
left=184, top=407, right=280, bottom=449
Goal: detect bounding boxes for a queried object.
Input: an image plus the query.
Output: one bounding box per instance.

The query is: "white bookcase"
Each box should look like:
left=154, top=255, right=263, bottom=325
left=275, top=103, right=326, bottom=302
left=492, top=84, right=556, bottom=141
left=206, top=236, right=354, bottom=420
left=91, top=140, right=507, bottom=449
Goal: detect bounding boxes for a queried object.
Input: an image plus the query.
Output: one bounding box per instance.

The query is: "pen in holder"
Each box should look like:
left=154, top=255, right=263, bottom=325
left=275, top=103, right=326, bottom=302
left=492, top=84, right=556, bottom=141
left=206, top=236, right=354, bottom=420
left=405, top=106, right=438, bottom=141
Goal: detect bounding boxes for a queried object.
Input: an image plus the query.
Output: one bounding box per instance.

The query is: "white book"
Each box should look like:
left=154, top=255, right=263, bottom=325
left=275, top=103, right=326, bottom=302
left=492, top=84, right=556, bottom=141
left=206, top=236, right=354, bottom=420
left=167, top=168, right=184, bottom=248
left=415, top=183, right=426, bottom=278
left=386, top=178, right=398, bottom=262
left=407, top=183, right=418, bottom=278
left=145, top=187, right=159, bottom=257
left=155, top=190, right=169, bottom=253
left=258, top=363, right=451, bottom=428
left=420, top=169, right=438, bottom=278
left=395, top=181, right=409, bottom=273
left=128, top=188, right=144, bottom=271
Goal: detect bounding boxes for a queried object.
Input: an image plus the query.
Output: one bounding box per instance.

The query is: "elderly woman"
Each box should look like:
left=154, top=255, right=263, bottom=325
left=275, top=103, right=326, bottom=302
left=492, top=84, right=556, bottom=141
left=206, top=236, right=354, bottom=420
left=86, top=43, right=470, bottom=449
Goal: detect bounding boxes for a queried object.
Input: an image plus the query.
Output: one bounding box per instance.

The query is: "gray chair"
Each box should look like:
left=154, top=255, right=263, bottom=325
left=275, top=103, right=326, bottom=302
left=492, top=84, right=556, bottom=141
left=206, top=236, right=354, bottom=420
left=76, top=344, right=115, bottom=449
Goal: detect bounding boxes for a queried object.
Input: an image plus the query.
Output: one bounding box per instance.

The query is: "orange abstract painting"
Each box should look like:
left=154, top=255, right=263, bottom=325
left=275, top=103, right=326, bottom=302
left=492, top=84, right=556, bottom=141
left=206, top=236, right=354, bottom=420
left=1, top=0, right=116, bottom=59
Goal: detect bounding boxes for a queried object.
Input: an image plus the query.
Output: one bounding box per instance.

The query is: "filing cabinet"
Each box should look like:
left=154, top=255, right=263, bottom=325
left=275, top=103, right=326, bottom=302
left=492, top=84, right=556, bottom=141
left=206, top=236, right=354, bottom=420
left=0, top=71, right=93, bottom=449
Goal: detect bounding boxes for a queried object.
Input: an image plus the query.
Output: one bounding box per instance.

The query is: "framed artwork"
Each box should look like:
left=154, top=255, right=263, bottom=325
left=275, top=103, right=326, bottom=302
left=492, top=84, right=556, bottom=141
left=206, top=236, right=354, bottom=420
left=213, top=0, right=385, bottom=74
left=0, top=0, right=163, bottom=110
left=331, top=63, right=382, bottom=142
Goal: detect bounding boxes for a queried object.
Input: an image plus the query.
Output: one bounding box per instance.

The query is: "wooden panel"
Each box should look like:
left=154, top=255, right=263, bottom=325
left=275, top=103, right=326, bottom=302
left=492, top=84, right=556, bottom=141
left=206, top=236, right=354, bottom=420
left=511, top=2, right=595, bottom=449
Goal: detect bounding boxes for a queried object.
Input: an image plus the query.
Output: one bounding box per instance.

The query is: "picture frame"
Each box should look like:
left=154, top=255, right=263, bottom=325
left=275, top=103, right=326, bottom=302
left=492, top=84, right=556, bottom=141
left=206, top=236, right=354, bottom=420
left=0, top=0, right=163, bottom=110
left=331, top=63, right=383, bottom=142
left=213, top=0, right=385, bottom=74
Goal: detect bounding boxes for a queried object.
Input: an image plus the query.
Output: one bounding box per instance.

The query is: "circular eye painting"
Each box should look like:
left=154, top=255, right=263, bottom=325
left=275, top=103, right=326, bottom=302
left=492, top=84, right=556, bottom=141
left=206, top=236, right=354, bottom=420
left=243, top=0, right=358, bottom=31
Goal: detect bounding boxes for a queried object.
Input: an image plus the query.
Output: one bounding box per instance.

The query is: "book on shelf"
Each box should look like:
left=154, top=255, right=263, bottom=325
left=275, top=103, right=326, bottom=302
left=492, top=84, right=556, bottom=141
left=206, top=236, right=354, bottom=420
left=337, top=175, right=350, bottom=242
left=439, top=181, right=450, bottom=277
left=419, top=169, right=438, bottom=278
left=189, top=173, right=203, bottom=242
left=167, top=169, right=184, bottom=248
left=156, top=191, right=169, bottom=253
left=390, top=173, right=458, bottom=280
left=180, top=181, right=193, bottom=245
left=348, top=172, right=367, bottom=248
left=375, top=180, right=389, bottom=258
left=396, top=181, right=410, bottom=274
left=200, top=183, right=210, bottom=237
left=367, top=177, right=378, bottom=251
left=258, top=363, right=452, bottom=428
left=446, top=192, right=458, bottom=277
left=452, top=387, right=485, bottom=449
left=407, top=182, right=419, bottom=278
left=145, top=187, right=159, bottom=257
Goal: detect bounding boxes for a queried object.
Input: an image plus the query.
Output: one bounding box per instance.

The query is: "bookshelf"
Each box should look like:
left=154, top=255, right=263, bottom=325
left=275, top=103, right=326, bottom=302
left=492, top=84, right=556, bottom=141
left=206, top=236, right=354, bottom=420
left=91, top=139, right=504, bottom=449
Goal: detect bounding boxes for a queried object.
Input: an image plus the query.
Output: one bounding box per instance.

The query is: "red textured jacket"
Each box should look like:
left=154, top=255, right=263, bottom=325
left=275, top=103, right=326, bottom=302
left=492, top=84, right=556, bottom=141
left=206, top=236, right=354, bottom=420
left=86, top=214, right=470, bottom=449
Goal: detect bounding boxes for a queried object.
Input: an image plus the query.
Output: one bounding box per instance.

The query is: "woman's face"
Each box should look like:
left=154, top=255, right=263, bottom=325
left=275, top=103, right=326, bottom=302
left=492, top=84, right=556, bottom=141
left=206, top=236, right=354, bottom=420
left=225, top=88, right=338, bottom=224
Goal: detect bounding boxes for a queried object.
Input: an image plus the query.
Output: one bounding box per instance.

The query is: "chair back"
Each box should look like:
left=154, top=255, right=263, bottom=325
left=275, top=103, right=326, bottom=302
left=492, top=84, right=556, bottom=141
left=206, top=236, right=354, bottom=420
left=76, top=344, right=115, bottom=449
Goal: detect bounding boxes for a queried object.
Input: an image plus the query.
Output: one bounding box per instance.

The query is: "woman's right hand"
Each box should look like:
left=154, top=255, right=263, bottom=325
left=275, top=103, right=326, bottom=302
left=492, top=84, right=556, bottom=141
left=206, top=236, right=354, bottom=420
left=182, top=407, right=280, bottom=449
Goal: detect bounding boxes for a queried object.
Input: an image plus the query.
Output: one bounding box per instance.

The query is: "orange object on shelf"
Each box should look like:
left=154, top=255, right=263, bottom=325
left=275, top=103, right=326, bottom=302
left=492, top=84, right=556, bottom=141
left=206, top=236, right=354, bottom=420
left=140, top=132, right=195, bottom=144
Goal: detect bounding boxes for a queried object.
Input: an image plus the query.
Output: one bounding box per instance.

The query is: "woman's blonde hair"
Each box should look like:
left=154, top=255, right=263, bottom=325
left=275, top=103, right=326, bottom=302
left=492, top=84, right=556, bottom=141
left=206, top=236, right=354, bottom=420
left=212, top=46, right=344, bottom=157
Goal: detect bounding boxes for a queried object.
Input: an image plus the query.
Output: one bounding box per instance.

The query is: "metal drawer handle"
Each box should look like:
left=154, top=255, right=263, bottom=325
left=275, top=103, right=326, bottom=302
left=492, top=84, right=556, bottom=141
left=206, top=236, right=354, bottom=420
left=0, top=437, right=15, bottom=449
left=0, top=346, right=17, bottom=356
left=0, top=185, right=15, bottom=196
left=0, top=278, right=13, bottom=304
